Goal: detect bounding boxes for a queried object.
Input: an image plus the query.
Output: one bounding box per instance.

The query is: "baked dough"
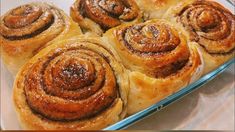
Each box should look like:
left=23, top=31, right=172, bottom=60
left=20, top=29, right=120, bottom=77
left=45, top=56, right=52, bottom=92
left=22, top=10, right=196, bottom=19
left=163, top=0, right=235, bottom=74
left=134, top=0, right=182, bottom=20
left=70, top=0, right=142, bottom=35
left=13, top=37, right=129, bottom=130
left=104, top=19, right=204, bottom=114
left=0, top=2, right=82, bottom=75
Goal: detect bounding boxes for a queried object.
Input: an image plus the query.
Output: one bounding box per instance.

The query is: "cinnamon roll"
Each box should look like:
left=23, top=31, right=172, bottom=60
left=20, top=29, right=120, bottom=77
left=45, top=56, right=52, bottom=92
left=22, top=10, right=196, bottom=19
left=13, top=37, right=129, bottom=130
left=104, top=19, right=203, bottom=114
left=0, top=2, right=82, bottom=75
left=164, top=0, right=235, bottom=73
left=70, top=0, right=141, bottom=35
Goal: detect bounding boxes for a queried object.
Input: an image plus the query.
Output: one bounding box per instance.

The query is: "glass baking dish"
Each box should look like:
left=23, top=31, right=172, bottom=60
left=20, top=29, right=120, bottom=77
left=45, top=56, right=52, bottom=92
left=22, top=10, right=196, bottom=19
left=104, top=58, right=235, bottom=130
left=0, top=0, right=234, bottom=130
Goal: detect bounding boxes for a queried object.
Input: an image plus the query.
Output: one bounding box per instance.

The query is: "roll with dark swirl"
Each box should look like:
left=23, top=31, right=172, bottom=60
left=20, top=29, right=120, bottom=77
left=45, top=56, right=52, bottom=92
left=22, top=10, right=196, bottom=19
left=104, top=19, right=203, bottom=114
left=165, top=0, right=235, bottom=73
left=13, top=37, right=129, bottom=130
left=178, top=0, right=234, bottom=52
left=0, top=2, right=82, bottom=75
left=70, top=0, right=141, bottom=35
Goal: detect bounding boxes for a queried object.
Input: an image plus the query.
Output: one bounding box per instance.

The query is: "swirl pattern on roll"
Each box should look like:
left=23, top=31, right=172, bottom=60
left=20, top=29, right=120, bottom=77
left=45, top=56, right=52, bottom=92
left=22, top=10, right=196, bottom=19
left=71, top=0, right=140, bottom=30
left=0, top=3, right=65, bottom=40
left=23, top=41, right=118, bottom=121
left=177, top=0, right=235, bottom=54
left=113, top=20, right=191, bottom=78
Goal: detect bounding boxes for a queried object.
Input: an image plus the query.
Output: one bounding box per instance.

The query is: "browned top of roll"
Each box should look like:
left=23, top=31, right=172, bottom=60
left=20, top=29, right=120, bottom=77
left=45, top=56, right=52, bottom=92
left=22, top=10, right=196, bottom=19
left=113, top=20, right=190, bottom=78
left=22, top=42, right=118, bottom=121
left=71, top=0, right=140, bottom=30
left=177, top=0, right=235, bottom=54
left=0, top=3, right=65, bottom=40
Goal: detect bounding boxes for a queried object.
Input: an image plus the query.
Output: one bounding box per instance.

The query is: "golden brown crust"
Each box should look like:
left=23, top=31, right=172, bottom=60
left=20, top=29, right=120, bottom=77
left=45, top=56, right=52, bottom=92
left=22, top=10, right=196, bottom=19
left=104, top=19, right=203, bottom=114
left=7, top=0, right=234, bottom=129
left=163, top=0, right=235, bottom=73
left=0, top=2, right=82, bottom=75
left=13, top=37, right=129, bottom=130
left=194, top=42, right=234, bottom=74
left=70, top=0, right=142, bottom=35
left=177, top=0, right=235, bottom=54
left=134, top=0, right=182, bottom=21
left=105, top=19, right=191, bottom=78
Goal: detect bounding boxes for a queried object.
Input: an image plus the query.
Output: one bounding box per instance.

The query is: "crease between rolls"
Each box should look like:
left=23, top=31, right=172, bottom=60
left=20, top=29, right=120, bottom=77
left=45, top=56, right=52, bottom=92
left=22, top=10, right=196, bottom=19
left=134, top=0, right=234, bottom=74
